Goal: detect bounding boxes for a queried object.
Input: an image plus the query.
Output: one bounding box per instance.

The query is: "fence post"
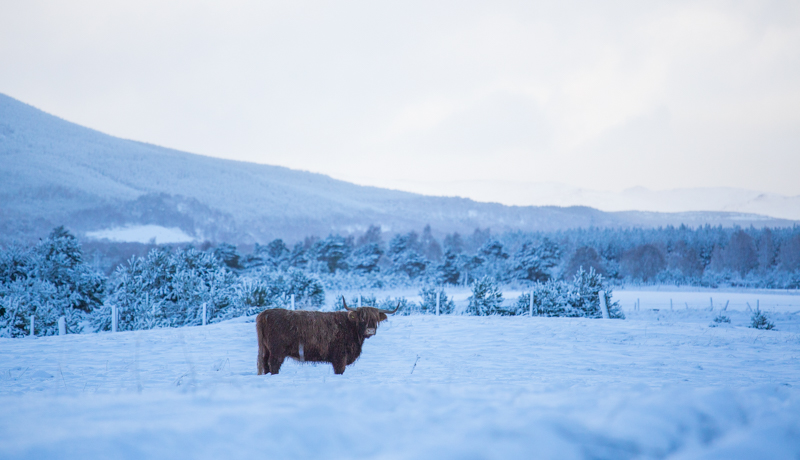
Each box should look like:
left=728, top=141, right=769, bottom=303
left=58, top=316, right=66, bottom=336
left=599, top=291, right=609, bottom=319
left=530, top=292, right=534, bottom=316
left=111, top=305, right=118, bottom=333
left=29, top=315, right=34, bottom=337
left=436, top=290, right=440, bottom=316
left=670, top=299, right=673, bottom=311
left=202, top=303, right=207, bottom=326
left=358, top=295, right=362, bottom=308
left=292, top=294, right=296, bottom=311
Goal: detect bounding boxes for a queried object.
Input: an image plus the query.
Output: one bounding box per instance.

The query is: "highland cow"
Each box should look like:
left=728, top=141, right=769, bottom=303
left=256, top=297, right=398, bottom=375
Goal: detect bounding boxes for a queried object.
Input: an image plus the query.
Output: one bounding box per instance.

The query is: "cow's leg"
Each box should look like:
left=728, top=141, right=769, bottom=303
left=257, top=345, right=270, bottom=375
left=268, top=355, right=284, bottom=375
left=332, top=356, right=347, bottom=375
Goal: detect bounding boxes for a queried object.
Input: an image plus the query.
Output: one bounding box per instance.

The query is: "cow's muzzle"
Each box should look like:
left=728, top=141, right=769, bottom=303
left=365, top=328, right=376, bottom=336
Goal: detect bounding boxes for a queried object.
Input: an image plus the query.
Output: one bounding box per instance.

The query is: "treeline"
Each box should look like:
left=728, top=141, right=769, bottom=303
left=214, top=224, right=800, bottom=289
left=2, top=223, right=798, bottom=337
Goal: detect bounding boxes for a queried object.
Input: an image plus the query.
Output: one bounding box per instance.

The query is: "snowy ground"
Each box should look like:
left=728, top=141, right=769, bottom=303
left=2, top=295, right=800, bottom=459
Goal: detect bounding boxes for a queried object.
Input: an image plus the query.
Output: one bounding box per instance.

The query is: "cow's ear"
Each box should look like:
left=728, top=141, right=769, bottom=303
left=379, top=313, right=387, bottom=321
left=348, top=311, right=357, bottom=321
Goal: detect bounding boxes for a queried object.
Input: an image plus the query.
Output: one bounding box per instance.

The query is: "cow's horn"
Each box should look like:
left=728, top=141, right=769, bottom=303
left=377, top=302, right=401, bottom=314
left=342, top=296, right=357, bottom=312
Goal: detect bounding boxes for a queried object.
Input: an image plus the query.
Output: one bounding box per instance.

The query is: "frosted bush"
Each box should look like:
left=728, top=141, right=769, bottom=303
left=712, top=313, right=731, bottom=324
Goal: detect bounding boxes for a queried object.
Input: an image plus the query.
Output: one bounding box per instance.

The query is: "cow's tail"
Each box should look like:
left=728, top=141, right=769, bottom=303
left=256, top=310, right=270, bottom=375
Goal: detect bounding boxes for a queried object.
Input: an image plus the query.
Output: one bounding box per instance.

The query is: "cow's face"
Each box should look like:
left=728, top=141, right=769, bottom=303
left=348, top=307, right=389, bottom=338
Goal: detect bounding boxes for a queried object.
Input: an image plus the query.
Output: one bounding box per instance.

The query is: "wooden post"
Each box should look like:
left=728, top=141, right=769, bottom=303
left=111, top=305, right=118, bottom=333
left=436, top=290, right=440, bottom=316
left=530, top=292, right=534, bottom=316
left=291, top=294, right=296, bottom=311
left=710, top=297, right=713, bottom=310
left=599, top=291, right=609, bottom=319
left=358, top=295, right=362, bottom=308
left=29, top=315, right=34, bottom=337
left=670, top=299, right=673, bottom=311
left=58, top=316, right=66, bottom=336
left=202, top=303, right=207, bottom=326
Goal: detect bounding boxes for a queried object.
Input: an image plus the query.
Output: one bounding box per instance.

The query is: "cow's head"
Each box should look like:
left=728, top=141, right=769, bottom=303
left=342, top=297, right=399, bottom=337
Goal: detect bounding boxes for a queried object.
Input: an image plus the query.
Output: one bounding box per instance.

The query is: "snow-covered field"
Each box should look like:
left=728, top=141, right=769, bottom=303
left=85, top=225, right=196, bottom=244
left=614, top=287, right=800, bottom=312
left=2, top=295, right=800, bottom=459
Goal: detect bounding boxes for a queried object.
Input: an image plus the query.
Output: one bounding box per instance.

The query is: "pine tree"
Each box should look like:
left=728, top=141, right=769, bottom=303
left=388, top=232, right=428, bottom=278
left=418, top=286, right=455, bottom=314
left=436, top=249, right=461, bottom=285
left=0, top=227, right=105, bottom=337
left=213, top=243, right=242, bottom=270
left=512, top=238, right=560, bottom=282
left=350, top=243, right=384, bottom=274
left=313, top=235, right=352, bottom=273
left=466, top=276, right=503, bottom=316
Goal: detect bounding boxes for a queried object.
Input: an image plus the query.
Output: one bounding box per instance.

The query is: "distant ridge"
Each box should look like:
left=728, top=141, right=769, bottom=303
left=0, top=93, right=796, bottom=244
left=384, top=180, right=800, bottom=221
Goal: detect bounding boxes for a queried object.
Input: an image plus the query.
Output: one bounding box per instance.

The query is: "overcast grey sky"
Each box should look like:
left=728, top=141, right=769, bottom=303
left=2, top=0, right=799, bottom=199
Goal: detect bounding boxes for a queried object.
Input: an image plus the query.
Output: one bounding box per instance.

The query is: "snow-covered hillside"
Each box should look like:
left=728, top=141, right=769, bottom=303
left=1, top=93, right=796, bottom=245
left=2, top=302, right=799, bottom=459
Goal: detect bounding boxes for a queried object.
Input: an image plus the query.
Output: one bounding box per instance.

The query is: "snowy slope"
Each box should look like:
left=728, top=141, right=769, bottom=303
left=1, top=301, right=799, bottom=459
left=1, top=93, right=796, bottom=245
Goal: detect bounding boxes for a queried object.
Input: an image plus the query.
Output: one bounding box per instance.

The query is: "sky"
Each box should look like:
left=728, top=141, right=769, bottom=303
left=1, top=0, right=799, bottom=201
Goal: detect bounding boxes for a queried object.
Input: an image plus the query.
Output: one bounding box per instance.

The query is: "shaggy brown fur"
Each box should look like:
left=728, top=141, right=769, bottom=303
left=256, top=307, right=390, bottom=375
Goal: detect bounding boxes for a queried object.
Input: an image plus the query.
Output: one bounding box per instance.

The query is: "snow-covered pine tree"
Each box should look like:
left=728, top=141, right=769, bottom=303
left=512, top=238, right=561, bottom=282
left=0, top=227, right=105, bottom=337
left=750, top=308, right=775, bottom=330
left=283, top=268, right=325, bottom=309
left=571, top=267, right=623, bottom=319
left=213, top=243, right=242, bottom=270
left=418, top=286, right=455, bottom=314
left=93, top=246, right=238, bottom=331
left=388, top=233, right=428, bottom=279
left=436, top=249, right=461, bottom=285
left=466, top=276, right=504, bottom=316
left=350, top=243, right=384, bottom=274
left=312, top=235, right=353, bottom=274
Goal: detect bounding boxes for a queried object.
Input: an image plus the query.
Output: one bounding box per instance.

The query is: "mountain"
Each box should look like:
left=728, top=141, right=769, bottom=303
left=381, top=180, right=800, bottom=221
left=0, top=93, right=796, bottom=245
